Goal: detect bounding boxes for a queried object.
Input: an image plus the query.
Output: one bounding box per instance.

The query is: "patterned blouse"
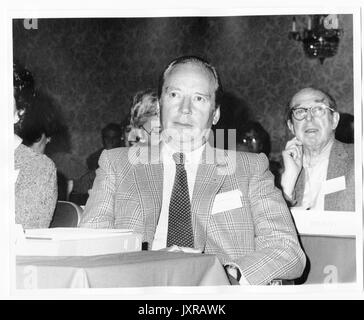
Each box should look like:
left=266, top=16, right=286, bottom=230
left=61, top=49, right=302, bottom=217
left=15, top=144, right=58, bottom=229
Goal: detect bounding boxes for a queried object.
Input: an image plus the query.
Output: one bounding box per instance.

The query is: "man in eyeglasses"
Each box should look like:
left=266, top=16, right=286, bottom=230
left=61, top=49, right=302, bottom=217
left=281, top=87, right=354, bottom=211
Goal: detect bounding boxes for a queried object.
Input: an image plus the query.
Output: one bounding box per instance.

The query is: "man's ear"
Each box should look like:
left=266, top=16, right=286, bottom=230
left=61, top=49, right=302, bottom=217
left=212, top=106, right=220, bottom=125
left=287, top=119, right=295, bottom=135
left=332, top=111, right=340, bottom=130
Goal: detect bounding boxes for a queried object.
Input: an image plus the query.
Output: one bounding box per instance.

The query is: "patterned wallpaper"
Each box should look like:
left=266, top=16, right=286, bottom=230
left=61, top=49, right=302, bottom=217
left=13, top=15, right=353, bottom=178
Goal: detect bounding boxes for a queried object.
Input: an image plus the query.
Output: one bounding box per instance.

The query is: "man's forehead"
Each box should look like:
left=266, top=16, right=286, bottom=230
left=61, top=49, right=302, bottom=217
left=164, top=62, right=216, bottom=86
left=290, top=90, right=329, bottom=108
left=242, top=129, right=256, bottom=136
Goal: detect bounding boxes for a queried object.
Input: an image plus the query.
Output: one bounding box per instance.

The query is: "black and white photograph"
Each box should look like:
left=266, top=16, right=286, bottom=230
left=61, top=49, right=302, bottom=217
left=1, top=0, right=363, bottom=300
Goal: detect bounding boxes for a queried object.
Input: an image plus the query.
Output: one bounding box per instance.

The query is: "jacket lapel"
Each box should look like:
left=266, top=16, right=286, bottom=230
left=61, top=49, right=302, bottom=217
left=324, top=140, right=350, bottom=209
left=326, top=140, right=349, bottom=180
left=191, top=145, right=227, bottom=251
left=133, top=144, right=163, bottom=244
left=295, top=168, right=305, bottom=206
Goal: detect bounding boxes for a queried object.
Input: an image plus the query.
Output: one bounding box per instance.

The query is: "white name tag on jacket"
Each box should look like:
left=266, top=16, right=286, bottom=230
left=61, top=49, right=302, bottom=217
left=323, top=176, right=346, bottom=195
left=211, top=189, right=243, bottom=215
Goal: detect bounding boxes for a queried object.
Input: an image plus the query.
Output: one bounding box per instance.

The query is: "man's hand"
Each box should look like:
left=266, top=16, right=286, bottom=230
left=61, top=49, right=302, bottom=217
left=281, top=137, right=303, bottom=199
left=160, top=245, right=202, bottom=254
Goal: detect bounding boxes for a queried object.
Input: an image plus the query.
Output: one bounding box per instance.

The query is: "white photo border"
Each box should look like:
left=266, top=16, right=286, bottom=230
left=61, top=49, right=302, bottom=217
left=1, top=0, right=363, bottom=299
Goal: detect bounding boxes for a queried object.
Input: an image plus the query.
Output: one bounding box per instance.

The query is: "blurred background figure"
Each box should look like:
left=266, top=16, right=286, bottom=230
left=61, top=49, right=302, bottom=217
left=236, top=121, right=282, bottom=188
left=120, top=113, right=133, bottom=147
left=70, top=87, right=161, bottom=206
left=128, top=89, right=160, bottom=146
left=14, top=63, right=59, bottom=228
left=102, top=123, right=124, bottom=149
left=86, top=123, right=124, bottom=172
left=13, top=62, right=35, bottom=126
left=215, top=91, right=251, bottom=150
left=335, top=113, right=354, bottom=144
left=236, top=121, right=271, bottom=155
left=16, top=90, right=63, bottom=156
left=70, top=122, right=124, bottom=205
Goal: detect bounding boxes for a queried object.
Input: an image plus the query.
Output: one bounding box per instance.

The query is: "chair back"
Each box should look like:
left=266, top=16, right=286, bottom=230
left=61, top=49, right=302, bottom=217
left=49, top=201, right=83, bottom=228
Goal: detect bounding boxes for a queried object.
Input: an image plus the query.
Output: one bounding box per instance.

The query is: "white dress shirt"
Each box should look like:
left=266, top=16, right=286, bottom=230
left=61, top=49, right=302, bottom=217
left=301, top=139, right=333, bottom=210
left=151, top=143, right=204, bottom=250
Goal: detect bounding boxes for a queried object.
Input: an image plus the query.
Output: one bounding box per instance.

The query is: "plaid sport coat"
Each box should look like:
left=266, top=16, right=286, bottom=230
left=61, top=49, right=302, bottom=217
left=293, top=139, right=355, bottom=211
left=80, top=143, right=306, bottom=285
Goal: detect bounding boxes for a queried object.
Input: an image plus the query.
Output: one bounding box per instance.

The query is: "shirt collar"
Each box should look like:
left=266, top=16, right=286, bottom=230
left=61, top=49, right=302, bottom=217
left=161, top=141, right=205, bottom=165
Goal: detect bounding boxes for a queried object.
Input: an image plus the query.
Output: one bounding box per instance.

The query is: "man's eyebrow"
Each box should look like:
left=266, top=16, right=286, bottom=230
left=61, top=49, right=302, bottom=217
left=291, top=103, right=301, bottom=109
left=314, top=98, right=329, bottom=104
left=195, top=92, right=211, bottom=98
left=165, top=86, right=180, bottom=92
left=165, top=86, right=212, bottom=98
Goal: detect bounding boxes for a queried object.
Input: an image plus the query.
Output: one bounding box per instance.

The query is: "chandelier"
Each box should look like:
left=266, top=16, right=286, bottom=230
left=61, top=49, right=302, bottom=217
left=288, top=15, right=342, bottom=64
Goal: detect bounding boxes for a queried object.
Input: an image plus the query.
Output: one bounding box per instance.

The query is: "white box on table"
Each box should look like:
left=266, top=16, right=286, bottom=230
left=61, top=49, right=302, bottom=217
left=16, top=227, right=142, bottom=256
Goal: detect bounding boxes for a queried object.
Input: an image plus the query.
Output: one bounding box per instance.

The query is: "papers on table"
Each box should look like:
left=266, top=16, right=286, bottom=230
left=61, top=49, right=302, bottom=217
left=24, top=228, right=134, bottom=240
left=16, top=227, right=142, bottom=256
left=290, top=208, right=358, bottom=237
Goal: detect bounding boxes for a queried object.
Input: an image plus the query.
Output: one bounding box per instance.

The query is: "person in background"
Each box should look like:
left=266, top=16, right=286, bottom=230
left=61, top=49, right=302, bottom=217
left=236, top=121, right=282, bottom=188
left=236, top=121, right=270, bottom=155
left=128, top=89, right=160, bottom=146
left=335, top=113, right=354, bottom=144
left=13, top=62, right=34, bottom=183
left=80, top=56, right=305, bottom=285
left=120, top=115, right=133, bottom=147
left=281, top=87, right=354, bottom=211
left=14, top=78, right=59, bottom=228
left=86, top=123, right=124, bottom=171
left=70, top=123, right=124, bottom=205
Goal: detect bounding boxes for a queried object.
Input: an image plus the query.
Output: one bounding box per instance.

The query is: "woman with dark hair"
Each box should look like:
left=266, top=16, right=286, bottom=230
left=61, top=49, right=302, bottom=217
left=14, top=84, right=59, bottom=228
left=16, top=90, right=62, bottom=154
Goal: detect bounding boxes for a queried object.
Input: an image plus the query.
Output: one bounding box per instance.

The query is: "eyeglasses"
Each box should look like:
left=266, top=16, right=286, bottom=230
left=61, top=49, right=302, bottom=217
left=241, top=136, right=257, bottom=145
left=291, top=104, right=335, bottom=121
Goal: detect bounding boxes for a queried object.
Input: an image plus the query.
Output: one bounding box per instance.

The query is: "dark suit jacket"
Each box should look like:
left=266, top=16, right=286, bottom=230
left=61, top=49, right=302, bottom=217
left=80, top=143, right=306, bottom=284
left=293, top=140, right=355, bottom=211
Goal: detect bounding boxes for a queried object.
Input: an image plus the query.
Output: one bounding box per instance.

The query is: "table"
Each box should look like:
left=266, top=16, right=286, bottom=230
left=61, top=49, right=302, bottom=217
left=290, top=209, right=357, bottom=284
left=297, top=235, right=356, bottom=284
left=16, top=251, right=231, bottom=289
